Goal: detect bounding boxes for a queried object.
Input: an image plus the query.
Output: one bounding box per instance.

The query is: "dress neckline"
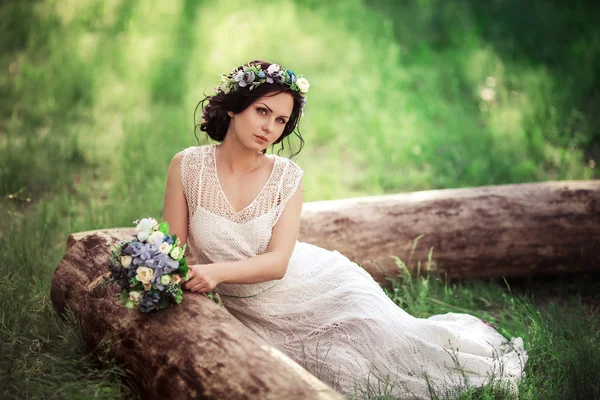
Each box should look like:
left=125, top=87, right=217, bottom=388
left=211, top=144, right=278, bottom=215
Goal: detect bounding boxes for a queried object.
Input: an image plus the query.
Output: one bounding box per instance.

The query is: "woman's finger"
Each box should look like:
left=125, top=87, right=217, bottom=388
left=184, top=277, right=197, bottom=290
left=191, top=283, right=205, bottom=293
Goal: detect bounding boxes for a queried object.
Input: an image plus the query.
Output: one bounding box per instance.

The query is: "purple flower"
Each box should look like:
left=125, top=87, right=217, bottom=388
left=123, top=241, right=160, bottom=268
left=154, top=252, right=179, bottom=272
left=140, top=292, right=160, bottom=313
left=151, top=268, right=165, bottom=291
left=239, top=71, right=255, bottom=87
left=127, top=266, right=137, bottom=277
left=275, top=71, right=286, bottom=84
left=108, top=262, right=130, bottom=289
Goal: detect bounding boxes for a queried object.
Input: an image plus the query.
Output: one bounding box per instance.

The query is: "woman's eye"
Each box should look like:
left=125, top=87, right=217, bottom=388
left=277, top=118, right=286, bottom=124
left=257, top=108, right=267, bottom=115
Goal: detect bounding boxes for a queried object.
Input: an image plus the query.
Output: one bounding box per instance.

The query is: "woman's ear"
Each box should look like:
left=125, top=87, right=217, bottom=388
left=227, top=111, right=234, bottom=117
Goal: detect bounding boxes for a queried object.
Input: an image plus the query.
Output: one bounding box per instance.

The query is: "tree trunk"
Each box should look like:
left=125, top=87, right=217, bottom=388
left=66, top=180, right=600, bottom=286
left=50, top=232, right=343, bottom=400
left=298, top=180, right=600, bottom=284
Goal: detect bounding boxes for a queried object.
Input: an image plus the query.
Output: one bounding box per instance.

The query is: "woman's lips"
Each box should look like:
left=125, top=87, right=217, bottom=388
left=255, top=135, right=267, bottom=143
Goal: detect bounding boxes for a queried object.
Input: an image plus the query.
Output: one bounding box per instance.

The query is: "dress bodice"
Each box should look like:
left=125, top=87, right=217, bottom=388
left=180, top=144, right=304, bottom=297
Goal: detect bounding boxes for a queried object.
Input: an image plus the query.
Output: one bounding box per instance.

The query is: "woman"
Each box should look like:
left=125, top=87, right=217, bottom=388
left=162, top=60, right=527, bottom=399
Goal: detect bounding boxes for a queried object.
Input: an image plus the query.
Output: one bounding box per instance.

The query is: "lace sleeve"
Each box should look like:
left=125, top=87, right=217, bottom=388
left=271, top=158, right=304, bottom=226
left=180, top=146, right=204, bottom=219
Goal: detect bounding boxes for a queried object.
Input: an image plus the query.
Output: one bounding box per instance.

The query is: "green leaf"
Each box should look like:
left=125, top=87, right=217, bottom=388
left=158, top=221, right=170, bottom=235
left=178, top=263, right=189, bottom=275
left=119, top=292, right=129, bottom=304
left=158, top=297, right=168, bottom=309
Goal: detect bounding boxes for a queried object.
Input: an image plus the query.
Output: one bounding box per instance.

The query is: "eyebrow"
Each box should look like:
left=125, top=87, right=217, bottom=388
left=258, top=103, right=290, bottom=119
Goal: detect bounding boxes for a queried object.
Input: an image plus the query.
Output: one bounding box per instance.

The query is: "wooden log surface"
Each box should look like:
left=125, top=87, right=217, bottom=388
left=51, top=231, right=343, bottom=400
left=299, top=180, right=600, bottom=283
left=67, top=180, right=600, bottom=286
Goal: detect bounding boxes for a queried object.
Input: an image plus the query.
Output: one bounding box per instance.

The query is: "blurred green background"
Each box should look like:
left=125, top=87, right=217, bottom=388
left=1, top=0, right=599, bottom=398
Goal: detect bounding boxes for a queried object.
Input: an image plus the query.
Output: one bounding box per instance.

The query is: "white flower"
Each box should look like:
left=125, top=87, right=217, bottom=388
left=160, top=275, right=171, bottom=285
left=267, top=64, right=281, bottom=75
left=219, top=83, right=230, bottom=94
left=135, top=266, right=154, bottom=284
left=137, top=230, right=151, bottom=242
left=120, top=255, right=132, bottom=268
left=171, top=274, right=182, bottom=285
left=135, top=218, right=158, bottom=233
left=170, top=247, right=183, bottom=261
left=233, top=70, right=244, bottom=82
left=148, top=230, right=166, bottom=246
left=143, top=282, right=152, bottom=291
left=159, top=242, right=173, bottom=254
left=296, top=78, right=310, bottom=94
left=129, top=291, right=142, bottom=304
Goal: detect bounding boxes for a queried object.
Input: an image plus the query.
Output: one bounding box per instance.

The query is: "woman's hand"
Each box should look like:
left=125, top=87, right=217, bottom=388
left=183, top=264, right=221, bottom=293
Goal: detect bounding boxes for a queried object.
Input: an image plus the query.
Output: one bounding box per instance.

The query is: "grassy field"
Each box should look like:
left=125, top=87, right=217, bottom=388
left=0, top=0, right=598, bottom=398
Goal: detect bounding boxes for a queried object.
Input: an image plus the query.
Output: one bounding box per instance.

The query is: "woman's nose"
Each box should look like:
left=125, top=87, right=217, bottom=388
left=262, top=119, right=274, bottom=133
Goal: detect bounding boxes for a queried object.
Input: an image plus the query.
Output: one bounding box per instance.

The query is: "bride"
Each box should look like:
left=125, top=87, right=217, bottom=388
left=162, top=60, right=527, bottom=399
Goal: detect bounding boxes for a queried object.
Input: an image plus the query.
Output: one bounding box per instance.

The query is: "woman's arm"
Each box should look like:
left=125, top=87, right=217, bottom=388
left=163, top=151, right=189, bottom=245
left=184, top=179, right=304, bottom=292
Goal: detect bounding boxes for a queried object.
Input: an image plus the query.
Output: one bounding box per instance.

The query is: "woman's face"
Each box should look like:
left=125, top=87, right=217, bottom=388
left=227, top=92, right=294, bottom=151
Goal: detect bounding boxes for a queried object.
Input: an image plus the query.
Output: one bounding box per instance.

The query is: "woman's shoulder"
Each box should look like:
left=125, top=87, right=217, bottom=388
left=176, top=145, right=214, bottom=175
left=182, top=143, right=215, bottom=153
left=284, top=156, right=303, bottom=173
left=272, top=154, right=303, bottom=176
left=179, top=144, right=215, bottom=160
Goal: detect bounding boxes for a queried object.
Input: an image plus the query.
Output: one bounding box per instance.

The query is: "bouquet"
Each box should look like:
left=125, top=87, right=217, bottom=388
left=107, top=217, right=190, bottom=313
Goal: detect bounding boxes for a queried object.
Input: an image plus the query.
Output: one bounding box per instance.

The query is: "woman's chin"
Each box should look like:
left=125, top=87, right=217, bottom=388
left=248, top=139, right=267, bottom=151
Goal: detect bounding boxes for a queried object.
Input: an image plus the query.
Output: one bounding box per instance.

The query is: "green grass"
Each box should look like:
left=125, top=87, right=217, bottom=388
left=1, top=0, right=599, bottom=398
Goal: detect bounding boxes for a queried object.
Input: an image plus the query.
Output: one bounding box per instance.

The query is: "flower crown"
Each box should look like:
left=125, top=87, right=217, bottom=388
left=215, top=63, right=310, bottom=109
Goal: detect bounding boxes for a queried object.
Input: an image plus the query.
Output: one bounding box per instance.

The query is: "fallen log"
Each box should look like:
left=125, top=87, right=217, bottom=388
left=50, top=231, right=343, bottom=400
left=298, top=180, right=600, bottom=283
left=67, top=180, right=600, bottom=285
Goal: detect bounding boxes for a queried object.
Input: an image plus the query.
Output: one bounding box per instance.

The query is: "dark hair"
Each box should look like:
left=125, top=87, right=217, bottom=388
left=194, top=60, right=305, bottom=157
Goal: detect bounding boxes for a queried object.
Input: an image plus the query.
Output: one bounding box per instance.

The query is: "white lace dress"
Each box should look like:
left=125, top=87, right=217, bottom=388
left=180, top=144, right=527, bottom=399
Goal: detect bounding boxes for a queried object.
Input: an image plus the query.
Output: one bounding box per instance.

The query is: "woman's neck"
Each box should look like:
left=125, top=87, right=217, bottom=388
left=217, top=135, right=266, bottom=176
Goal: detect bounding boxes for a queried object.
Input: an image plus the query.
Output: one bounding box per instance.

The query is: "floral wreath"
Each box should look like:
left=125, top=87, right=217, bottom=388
left=215, top=63, right=310, bottom=112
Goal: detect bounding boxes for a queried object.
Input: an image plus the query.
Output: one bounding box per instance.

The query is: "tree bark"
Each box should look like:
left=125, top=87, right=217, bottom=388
left=51, top=232, right=343, bottom=400
left=298, top=180, right=600, bottom=284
